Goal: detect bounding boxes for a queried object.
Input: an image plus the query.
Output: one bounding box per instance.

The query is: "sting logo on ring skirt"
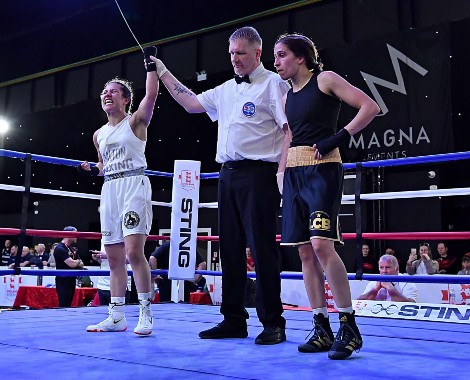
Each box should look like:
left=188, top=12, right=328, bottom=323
left=372, top=304, right=399, bottom=315
left=309, top=211, right=331, bottom=231
left=124, top=211, right=140, bottom=229
left=242, top=102, right=256, bottom=117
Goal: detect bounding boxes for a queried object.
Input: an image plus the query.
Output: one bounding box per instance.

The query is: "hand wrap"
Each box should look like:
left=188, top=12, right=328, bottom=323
left=143, top=46, right=157, bottom=72
left=315, top=128, right=350, bottom=156
left=77, top=164, right=99, bottom=176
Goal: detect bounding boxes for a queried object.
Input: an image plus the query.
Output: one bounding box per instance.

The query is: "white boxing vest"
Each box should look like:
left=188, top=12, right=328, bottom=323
left=97, top=115, right=147, bottom=175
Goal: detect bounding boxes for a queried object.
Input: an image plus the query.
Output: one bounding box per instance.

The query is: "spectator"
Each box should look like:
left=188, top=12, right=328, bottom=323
left=435, top=242, right=458, bottom=274
left=8, top=246, right=33, bottom=268
left=54, top=226, right=84, bottom=307
left=385, top=247, right=405, bottom=273
left=6, top=245, right=18, bottom=267
left=457, top=256, right=470, bottom=275
left=361, top=243, right=377, bottom=274
left=353, top=243, right=377, bottom=274
left=406, top=243, right=439, bottom=275
left=36, top=244, right=49, bottom=267
left=1, top=239, right=12, bottom=266
left=29, top=243, right=48, bottom=268
left=245, top=246, right=256, bottom=307
left=357, top=254, right=418, bottom=302
left=91, top=249, right=131, bottom=305
left=149, top=241, right=207, bottom=302
left=47, top=243, right=58, bottom=267
left=246, top=246, right=255, bottom=272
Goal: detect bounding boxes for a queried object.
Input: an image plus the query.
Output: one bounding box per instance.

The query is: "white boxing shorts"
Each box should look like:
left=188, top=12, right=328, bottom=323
left=100, top=174, right=152, bottom=245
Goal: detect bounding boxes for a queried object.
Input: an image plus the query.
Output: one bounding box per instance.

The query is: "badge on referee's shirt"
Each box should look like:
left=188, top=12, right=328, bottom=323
left=242, top=102, right=256, bottom=117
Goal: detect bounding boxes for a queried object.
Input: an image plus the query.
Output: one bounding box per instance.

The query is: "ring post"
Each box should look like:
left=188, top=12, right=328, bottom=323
left=354, top=162, right=363, bottom=280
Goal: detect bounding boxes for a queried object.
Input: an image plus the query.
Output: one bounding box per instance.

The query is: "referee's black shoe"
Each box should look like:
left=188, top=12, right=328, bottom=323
left=328, top=311, right=363, bottom=360
left=199, top=320, right=248, bottom=339
left=255, top=326, right=286, bottom=345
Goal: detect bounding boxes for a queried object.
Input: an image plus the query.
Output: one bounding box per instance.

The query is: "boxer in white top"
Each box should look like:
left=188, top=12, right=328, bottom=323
left=78, top=47, right=159, bottom=335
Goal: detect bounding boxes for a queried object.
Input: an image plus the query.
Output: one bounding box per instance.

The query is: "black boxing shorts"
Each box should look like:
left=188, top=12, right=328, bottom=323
left=280, top=146, right=344, bottom=246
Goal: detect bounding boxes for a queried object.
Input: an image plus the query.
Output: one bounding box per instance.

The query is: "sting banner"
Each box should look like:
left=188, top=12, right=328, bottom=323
left=169, top=160, right=201, bottom=280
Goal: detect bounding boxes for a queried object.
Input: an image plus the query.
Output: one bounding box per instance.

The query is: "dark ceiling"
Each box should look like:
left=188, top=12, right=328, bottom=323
left=0, top=0, right=299, bottom=83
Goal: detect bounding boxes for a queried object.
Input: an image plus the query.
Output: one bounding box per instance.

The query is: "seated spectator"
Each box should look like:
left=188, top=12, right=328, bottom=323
left=29, top=243, right=49, bottom=268
left=435, top=242, right=458, bottom=274
left=358, top=254, right=418, bottom=302
left=406, top=243, right=439, bottom=275
left=8, top=245, right=33, bottom=268
left=36, top=243, right=49, bottom=267
left=1, top=239, right=12, bottom=266
left=354, top=243, right=377, bottom=273
left=149, top=241, right=207, bottom=302
left=6, top=245, right=18, bottom=266
left=457, top=256, right=470, bottom=275
left=246, top=246, right=255, bottom=272
left=245, top=246, right=256, bottom=307
left=385, top=247, right=405, bottom=273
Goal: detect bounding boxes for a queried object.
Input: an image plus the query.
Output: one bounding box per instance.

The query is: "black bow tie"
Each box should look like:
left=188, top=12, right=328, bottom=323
left=234, top=74, right=251, bottom=84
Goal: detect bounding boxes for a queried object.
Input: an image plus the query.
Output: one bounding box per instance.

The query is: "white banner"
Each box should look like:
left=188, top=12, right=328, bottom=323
left=281, top=276, right=470, bottom=307
left=169, top=160, right=201, bottom=280
left=353, top=299, right=470, bottom=324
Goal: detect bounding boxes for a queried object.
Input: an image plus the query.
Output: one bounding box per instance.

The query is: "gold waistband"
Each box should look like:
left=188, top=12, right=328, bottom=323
left=286, top=146, right=342, bottom=167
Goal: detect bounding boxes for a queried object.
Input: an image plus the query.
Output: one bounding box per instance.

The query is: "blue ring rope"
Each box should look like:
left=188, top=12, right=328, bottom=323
left=0, top=268, right=468, bottom=285
left=3, top=148, right=470, bottom=177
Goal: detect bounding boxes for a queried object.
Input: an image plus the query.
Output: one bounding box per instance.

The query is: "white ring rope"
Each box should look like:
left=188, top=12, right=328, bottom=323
left=342, top=187, right=470, bottom=202
left=3, top=183, right=469, bottom=207
left=0, top=183, right=220, bottom=208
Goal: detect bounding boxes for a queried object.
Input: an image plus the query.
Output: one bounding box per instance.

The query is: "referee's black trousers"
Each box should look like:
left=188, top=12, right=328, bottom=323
left=218, top=160, right=285, bottom=329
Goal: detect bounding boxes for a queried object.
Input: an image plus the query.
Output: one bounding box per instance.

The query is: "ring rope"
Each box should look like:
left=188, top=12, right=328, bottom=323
left=3, top=148, right=470, bottom=176
left=1, top=228, right=470, bottom=241
left=0, top=149, right=219, bottom=179
left=1, top=267, right=469, bottom=285
left=3, top=184, right=470, bottom=208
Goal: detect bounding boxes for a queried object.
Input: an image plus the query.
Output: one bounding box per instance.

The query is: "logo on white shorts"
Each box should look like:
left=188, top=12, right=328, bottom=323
left=124, top=211, right=140, bottom=229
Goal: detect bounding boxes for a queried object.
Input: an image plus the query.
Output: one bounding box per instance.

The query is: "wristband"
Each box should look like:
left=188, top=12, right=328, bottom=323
left=77, top=164, right=99, bottom=176
left=315, top=128, right=350, bottom=156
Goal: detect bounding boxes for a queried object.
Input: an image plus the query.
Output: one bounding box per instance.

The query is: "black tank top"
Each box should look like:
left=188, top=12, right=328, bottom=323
left=285, top=74, right=341, bottom=147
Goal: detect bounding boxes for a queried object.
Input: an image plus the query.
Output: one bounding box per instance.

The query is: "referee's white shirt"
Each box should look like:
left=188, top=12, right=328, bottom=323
left=197, top=63, right=289, bottom=164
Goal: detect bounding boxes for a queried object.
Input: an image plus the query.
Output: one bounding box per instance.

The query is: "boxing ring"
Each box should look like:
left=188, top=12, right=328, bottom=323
left=1, top=148, right=470, bottom=379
